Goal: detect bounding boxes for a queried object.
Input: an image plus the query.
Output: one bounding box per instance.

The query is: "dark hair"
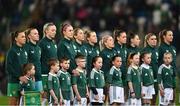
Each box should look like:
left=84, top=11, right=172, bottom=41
left=111, top=55, right=121, bottom=67
left=158, top=29, right=173, bottom=45
left=111, top=55, right=121, bottom=62
left=11, top=29, right=25, bottom=45
left=140, top=51, right=151, bottom=64
left=127, top=32, right=138, bottom=48
left=48, top=58, right=59, bottom=68
left=113, top=29, right=125, bottom=43
left=59, top=56, right=69, bottom=64
left=60, top=23, right=72, bottom=35
left=127, top=52, right=139, bottom=66
left=91, top=56, right=102, bottom=69
left=22, top=63, right=34, bottom=75
left=75, top=53, right=85, bottom=60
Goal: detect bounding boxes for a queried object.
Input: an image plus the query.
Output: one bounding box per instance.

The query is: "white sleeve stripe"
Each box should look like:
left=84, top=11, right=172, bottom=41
left=158, top=65, right=164, bottom=74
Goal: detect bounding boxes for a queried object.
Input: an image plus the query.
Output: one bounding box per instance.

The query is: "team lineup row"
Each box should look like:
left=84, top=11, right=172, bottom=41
left=6, top=22, right=176, bottom=105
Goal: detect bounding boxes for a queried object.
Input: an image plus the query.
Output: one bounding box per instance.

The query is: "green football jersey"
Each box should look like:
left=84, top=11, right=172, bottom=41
left=6, top=44, right=28, bottom=83
left=25, top=42, right=42, bottom=81
left=89, top=68, right=105, bottom=88
left=157, top=64, right=175, bottom=88
left=107, top=66, right=123, bottom=87
left=140, top=63, right=154, bottom=86
left=57, top=70, right=72, bottom=100
left=71, top=69, right=87, bottom=97
left=48, top=73, right=60, bottom=102
left=38, top=37, right=57, bottom=74
left=127, top=66, right=141, bottom=99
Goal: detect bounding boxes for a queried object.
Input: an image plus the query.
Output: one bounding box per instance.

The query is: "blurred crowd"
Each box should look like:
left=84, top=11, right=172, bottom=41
left=0, top=0, right=179, bottom=94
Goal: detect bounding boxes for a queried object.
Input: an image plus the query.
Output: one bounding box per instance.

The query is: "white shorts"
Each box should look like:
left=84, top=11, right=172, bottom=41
left=109, top=86, right=124, bottom=104
left=129, top=98, right=141, bottom=106
left=73, top=97, right=87, bottom=106
left=142, top=85, right=155, bottom=99
left=63, top=100, right=70, bottom=106
left=159, top=88, right=173, bottom=105
left=90, top=88, right=104, bottom=103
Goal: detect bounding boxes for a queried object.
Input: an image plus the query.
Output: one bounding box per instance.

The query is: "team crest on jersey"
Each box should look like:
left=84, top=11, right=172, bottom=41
left=47, top=45, right=50, bottom=49
left=107, top=55, right=110, bottom=58
left=145, top=73, right=148, bottom=76
left=166, top=50, right=169, bottom=52
left=96, top=77, right=98, bottom=79
left=116, top=74, right=118, bottom=76
left=89, top=51, right=92, bottom=54
left=165, top=72, right=168, bottom=75
left=117, top=50, right=120, bottom=54
left=134, top=73, right=136, bottom=75
left=54, top=80, right=56, bottom=83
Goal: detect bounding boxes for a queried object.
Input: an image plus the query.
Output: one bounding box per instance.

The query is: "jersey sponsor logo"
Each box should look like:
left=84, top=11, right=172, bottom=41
left=145, top=73, right=148, bottom=76
left=54, top=80, right=56, bottom=83
left=117, top=51, right=120, bottom=54
left=116, top=74, right=118, bottom=76
left=17, top=52, right=20, bottom=56
left=134, top=73, right=136, bottom=75
left=107, top=55, right=110, bottom=58
left=96, top=77, right=98, bottom=79
left=166, top=50, right=169, bottom=52
left=31, top=51, right=34, bottom=54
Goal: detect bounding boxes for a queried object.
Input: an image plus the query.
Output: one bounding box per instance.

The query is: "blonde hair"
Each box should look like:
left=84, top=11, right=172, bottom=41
left=99, top=35, right=112, bottom=51
left=144, top=33, right=156, bottom=47
left=43, top=22, right=55, bottom=37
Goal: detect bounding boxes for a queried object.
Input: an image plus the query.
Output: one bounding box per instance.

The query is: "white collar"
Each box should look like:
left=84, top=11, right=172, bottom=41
left=141, top=63, right=150, bottom=69
left=92, top=68, right=101, bottom=73
left=60, top=69, right=68, bottom=74
left=48, top=72, right=56, bottom=77
left=112, top=66, right=120, bottom=71
left=131, top=65, right=139, bottom=70
left=162, top=64, right=171, bottom=69
left=76, top=68, right=84, bottom=73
